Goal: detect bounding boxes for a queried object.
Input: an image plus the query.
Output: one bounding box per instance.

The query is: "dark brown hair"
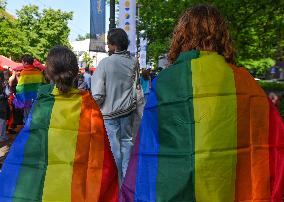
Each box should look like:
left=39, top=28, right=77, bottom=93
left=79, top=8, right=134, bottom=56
left=21, top=54, right=34, bottom=65
left=142, top=69, right=150, bottom=81
left=107, top=28, right=129, bottom=51
left=168, top=5, right=235, bottom=64
left=46, top=45, right=79, bottom=93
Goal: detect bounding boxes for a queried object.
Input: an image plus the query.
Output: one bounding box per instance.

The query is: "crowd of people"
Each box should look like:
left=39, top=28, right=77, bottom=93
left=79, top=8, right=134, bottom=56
left=0, top=55, right=37, bottom=144
left=0, top=4, right=283, bottom=202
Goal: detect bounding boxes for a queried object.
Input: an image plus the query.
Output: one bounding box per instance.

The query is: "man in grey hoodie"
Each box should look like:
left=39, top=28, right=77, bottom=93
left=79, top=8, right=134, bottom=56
left=91, top=28, right=137, bottom=185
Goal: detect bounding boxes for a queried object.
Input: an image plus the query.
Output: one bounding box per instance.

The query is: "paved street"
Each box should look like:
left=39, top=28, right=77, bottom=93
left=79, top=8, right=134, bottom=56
left=0, top=125, right=23, bottom=168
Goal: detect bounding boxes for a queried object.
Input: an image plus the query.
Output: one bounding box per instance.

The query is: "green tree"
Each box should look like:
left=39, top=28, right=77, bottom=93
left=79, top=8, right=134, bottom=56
left=0, top=2, right=30, bottom=60
left=0, top=19, right=30, bottom=60
left=0, top=0, right=6, bottom=10
left=82, top=52, right=93, bottom=68
left=76, top=33, right=90, bottom=41
left=16, top=5, right=73, bottom=61
left=0, top=2, right=73, bottom=62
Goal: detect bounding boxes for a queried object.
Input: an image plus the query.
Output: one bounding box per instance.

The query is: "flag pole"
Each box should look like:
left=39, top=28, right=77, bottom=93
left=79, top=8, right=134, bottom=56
left=109, top=0, right=116, bottom=30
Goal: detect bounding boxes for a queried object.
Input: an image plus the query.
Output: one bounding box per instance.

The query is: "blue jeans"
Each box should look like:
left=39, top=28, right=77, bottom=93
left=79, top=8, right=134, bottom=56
left=0, top=118, right=8, bottom=142
left=104, top=113, right=133, bottom=185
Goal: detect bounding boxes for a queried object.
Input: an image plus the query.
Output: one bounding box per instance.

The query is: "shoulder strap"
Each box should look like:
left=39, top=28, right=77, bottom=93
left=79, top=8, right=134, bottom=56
left=134, top=59, right=141, bottom=87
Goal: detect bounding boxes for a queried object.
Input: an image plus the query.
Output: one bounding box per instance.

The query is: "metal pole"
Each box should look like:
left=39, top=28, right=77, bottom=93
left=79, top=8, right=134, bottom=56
left=109, top=0, right=116, bottom=30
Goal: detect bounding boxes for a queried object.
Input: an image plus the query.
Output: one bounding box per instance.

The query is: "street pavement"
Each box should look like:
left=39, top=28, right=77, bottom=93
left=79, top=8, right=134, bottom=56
left=0, top=125, right=23, bottom=168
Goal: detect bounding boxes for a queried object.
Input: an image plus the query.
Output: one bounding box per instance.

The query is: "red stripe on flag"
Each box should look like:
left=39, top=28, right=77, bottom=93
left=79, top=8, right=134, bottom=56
left=98, top=125, right=119, bottom=202
left=269, top=100, right=284, bottom=202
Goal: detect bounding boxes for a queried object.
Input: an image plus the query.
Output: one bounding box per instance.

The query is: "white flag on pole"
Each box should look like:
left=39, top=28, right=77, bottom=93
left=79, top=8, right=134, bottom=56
left=139, top=36, right=147, bottom=69
left=119, top=0, right=136, bottom=55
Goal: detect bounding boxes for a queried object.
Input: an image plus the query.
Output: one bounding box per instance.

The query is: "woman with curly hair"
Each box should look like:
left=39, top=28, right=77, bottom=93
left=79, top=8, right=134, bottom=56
left=121, top=4, right=284, bottom=202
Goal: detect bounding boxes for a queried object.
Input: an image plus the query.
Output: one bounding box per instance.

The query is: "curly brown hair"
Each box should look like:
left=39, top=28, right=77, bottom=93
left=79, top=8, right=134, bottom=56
left=168, top=5, right=235, bottom=64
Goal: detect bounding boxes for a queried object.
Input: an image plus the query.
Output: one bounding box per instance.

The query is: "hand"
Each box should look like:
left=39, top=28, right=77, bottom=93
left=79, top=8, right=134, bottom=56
left=0, top=146, right=9, bottom=157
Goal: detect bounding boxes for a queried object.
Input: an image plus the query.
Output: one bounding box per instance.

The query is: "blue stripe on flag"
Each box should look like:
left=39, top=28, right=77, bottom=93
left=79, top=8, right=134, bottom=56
left=135, top=79, right=159, bottom=201
left=0, top=104, right=36, bottom=201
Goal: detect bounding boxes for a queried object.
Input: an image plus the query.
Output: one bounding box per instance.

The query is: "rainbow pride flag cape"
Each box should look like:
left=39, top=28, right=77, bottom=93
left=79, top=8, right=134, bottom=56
left=120, top=50, right=284, bottom=202
left=14, top=66, right=45, bottom=108
left=0, top=85, right=118, bottom=202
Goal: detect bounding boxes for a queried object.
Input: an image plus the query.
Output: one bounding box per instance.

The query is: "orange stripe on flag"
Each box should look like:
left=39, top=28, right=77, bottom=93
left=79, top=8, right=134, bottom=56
left=232, top=66, right=271, bottom=201
left=20, top=70, right=43, bottom=76
left=71, top=92, right=105, bottom=202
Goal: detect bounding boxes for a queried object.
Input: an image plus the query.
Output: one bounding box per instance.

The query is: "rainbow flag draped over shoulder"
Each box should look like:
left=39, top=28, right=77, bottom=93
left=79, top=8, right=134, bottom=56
left=0, top=84, right=118, bottom=202
left=120, top=50, right=284, bottom=202
left=14, top=66, right=45, bottom=108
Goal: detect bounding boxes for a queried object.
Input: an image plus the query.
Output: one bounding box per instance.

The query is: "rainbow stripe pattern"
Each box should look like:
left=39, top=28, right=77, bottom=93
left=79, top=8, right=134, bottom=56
left=14, top=66, right=45, bottom=108
left=120, top=50, right=284, bottom=202
left=0, top=84, right=118, bottom=202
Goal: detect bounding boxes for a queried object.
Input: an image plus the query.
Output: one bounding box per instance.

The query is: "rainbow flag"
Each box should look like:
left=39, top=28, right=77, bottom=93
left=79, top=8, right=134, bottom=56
left=120, top=50, right=284, bottom=202
left=0, top=84, right=118, bottom=202
left=14, top=66, right=45, bottom=108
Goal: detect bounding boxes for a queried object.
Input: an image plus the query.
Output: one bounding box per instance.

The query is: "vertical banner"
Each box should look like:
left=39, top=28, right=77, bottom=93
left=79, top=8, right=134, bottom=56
left=119, top=0, right=136, bottom=55
left=89, top=0, right=106, bottom=52
left=139, top=36, right=147, bottom=69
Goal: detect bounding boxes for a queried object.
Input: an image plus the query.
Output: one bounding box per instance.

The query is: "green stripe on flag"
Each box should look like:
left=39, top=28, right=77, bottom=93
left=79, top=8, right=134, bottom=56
left=192, top=52, right=237, bottom=202
left=156, top=51, right=199, bottom=201
left=13, top=85, right=55, bottom=201
left=16, top=83, right=42, bottom=94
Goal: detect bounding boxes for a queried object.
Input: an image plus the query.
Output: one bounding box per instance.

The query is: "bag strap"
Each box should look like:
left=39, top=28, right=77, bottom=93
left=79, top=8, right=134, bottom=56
left=134, top=59, right=141, bottom=89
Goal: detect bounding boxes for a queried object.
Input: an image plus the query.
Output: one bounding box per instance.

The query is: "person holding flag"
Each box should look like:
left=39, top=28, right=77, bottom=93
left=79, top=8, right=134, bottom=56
left=121, top=4, right=284, bottom=202
left=0, top=46, right=118, bottom=201
left=13, top=54, right=45, bottom=123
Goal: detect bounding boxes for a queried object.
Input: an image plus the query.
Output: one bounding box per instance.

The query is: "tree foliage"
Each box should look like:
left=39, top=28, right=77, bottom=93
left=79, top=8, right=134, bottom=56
left=0, top=0, right=6, bottom=9
left=0, top=7, right=30, bottom=60
left=0, top=1, right=73, bottom=62
left=138, top=0, right=284, bottom=73
left=82, top=52, right=93, bottom=68
left=76, top=33, right=90, bottom=41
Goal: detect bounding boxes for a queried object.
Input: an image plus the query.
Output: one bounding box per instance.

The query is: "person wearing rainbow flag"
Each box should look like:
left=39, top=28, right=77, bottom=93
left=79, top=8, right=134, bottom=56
left=0, top=46, right=118, bottom=201
left=120, top=5, right=284, bottom=202
left=13, top=54, right=45, bottom=123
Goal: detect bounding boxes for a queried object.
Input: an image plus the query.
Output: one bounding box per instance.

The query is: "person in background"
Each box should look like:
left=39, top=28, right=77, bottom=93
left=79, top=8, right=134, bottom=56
left=140, top=69, right=151, bottom=103
left=92, top=28, right=137, bottom=185
left=270, top=66, right=279, bottom=80
left=150, top=69, right=157, bottom=81
left=8, top=69, right=23, bottom=129
left=269, top=92, right=280, bottom=107
left=14, top=54, right=45, bottom=123
left=77, top=73, right=88, bottom=90
left=0, top=72, right=8, bottom=143
left=121, top=5, right=284, bottom=202
left=0, top=45, right=118, bottom=201
left=3, top=69, right=16, bottom=133
left=83, top=66, right=92, bottom=90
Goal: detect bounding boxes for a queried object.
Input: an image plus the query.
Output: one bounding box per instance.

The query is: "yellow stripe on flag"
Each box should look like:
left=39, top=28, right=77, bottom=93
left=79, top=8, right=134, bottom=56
left=192, top=52, right=237, bottom=202
left=42, top=88, right=82, bottom=201
left=18, top=74, right=44, bottom=85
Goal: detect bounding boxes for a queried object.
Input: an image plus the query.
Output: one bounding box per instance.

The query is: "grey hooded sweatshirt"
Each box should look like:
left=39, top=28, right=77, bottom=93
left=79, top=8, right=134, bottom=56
left=91, top=52, right=137, bottom=119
